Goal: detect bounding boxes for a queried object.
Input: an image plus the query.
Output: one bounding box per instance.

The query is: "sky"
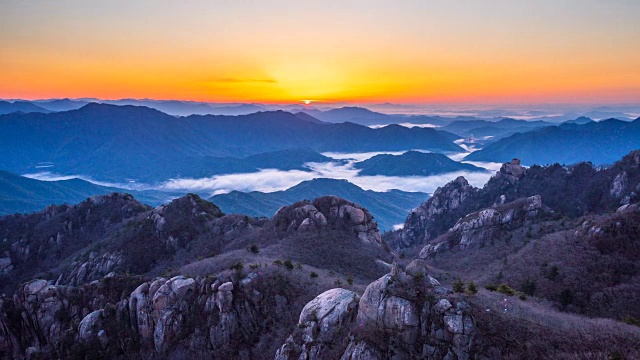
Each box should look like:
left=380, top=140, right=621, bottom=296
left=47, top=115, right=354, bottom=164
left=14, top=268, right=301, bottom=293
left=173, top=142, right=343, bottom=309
left=1, top=0, right=639, bottom=104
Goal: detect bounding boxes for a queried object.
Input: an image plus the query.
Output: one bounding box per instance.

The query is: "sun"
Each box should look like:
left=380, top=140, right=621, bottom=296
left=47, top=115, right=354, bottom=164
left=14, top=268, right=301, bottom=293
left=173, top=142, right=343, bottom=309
left=301, top=100, right=313, bottom=105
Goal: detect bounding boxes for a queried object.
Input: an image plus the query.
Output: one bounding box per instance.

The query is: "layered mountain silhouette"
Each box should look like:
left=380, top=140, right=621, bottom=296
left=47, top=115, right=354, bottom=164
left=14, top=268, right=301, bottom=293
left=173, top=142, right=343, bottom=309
left=466, top=118, right=640, bottom=165
left=0, top=100, right=50, bottom=115
left=0, top=103, right=463, bottom=182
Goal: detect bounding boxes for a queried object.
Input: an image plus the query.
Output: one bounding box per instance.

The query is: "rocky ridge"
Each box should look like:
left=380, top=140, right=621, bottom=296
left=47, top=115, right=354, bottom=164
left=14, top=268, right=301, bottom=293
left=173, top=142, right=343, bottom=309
left=398, top=151, right=640, bottom=253
left=419, top=195, right=544, bottom=258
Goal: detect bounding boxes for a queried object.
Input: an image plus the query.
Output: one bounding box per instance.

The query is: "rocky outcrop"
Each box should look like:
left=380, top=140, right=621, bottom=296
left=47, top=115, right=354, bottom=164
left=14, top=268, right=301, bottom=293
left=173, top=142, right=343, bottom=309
left=55, top=252, right=122, bottom=286
left=275, top=261, right=474, bottom=360
left=495, top=158, right=526, bottom=184
left=150, top=193, right=224, bottom=248
left=400, top=177, right=478, bottom=249
left=419, top=195, right=544, bottom=258
left=274, top=196, right=383, bottom=246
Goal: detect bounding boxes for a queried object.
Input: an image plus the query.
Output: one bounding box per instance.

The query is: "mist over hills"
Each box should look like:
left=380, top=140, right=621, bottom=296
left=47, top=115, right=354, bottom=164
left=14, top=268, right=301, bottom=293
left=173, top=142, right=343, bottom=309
left=0, top=170, right=175, bottom=215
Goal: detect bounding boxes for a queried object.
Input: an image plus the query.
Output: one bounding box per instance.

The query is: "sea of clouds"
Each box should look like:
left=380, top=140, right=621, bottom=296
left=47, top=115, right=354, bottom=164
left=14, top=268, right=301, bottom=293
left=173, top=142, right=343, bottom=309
left=23, top=150, right=503, bottom=197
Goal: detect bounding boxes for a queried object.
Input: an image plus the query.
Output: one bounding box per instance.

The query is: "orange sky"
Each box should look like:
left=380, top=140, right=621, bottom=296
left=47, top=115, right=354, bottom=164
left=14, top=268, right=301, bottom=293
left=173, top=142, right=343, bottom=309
left=1, top=1, right=639, bottom=104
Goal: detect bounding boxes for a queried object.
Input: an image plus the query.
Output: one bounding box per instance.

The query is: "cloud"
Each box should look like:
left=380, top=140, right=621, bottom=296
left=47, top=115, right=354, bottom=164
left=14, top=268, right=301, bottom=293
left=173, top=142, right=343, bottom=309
left=22, top=172, right=155, bottom=191
left=159, top=168, right=315, bottom=195
left=320, top=149, right=433, bottom=162
left=368, top=123, right=440, bottom=129
left=155, top=159, right=496, bottom=196
left=23, top=151, right=502, bottom=198
left=212, top=77, right=277, bottom=84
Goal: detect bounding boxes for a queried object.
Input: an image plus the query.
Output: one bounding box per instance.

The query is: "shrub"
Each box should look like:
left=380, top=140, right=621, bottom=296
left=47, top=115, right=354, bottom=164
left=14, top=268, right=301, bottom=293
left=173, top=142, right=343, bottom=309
left=248, top=244, right=260, bottom=254
left=283, top=260, right=294, bottom=271
left=521, top=279, right=537, bottom=296
left=310, top=272, right=319, bottom=278
left=230, top=261, right=244, bottom=271
left=545, top=265, right=560, bottom=281
left=622, top=316, right=640, bottom=327
left=559, top=288, right=573, bottom=307
left=467, top=281, right=478, bottom=295
left=485, top=284, right=498, bottom=292
left=497, top=284, right=516, bottom=296
left=453, top=278, right=466, bottom=293
left=347, top=275, right=353, bottom=286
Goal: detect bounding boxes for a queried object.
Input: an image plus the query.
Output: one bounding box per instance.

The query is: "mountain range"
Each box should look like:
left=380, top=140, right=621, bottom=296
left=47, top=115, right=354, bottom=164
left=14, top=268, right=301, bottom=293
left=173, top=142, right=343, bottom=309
left=466, top=118, right=640, bottom=165
left=0, top=103, right=463, bottom=182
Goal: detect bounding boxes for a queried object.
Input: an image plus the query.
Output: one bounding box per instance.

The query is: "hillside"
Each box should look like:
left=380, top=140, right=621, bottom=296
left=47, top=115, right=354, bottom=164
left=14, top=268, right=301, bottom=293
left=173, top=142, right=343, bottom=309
left=387, top=150, right=640, bottom=322
left=210, top=178, right=428, bottom=230
left=465, top=118, right=640, bottom=165
left=353, top=151, right=487, bottom=176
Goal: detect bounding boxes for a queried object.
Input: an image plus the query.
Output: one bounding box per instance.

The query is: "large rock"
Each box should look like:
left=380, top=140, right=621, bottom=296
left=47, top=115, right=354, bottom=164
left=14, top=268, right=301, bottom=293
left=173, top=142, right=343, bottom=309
left=275, top=288, right=359, bottom=360
left=496, top=158, right=526, bottom=183
left=276, top=264, right=475, bottom=360
left=273, top=196, right=384, bottom=247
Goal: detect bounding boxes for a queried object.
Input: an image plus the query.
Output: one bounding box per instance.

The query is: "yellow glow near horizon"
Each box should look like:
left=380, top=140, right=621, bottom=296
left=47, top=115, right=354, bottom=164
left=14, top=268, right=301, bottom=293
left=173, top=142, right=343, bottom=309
left=0, top=1, right=638, bottom=104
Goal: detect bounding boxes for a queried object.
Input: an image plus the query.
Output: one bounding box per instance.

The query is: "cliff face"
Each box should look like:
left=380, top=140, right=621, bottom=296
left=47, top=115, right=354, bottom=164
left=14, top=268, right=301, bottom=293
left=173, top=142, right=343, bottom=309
left=400, top=176, right=478, bottom=249
left=275, top=261, right=475, bottom=360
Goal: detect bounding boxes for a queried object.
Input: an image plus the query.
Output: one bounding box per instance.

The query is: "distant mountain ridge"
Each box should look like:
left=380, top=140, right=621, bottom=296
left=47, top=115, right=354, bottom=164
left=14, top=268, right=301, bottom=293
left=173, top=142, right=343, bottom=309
left=466, top=118, right=640, bottom=165
left=0, top=100, right=51, bottom=115
left=0, top=103, right=463, bottom=182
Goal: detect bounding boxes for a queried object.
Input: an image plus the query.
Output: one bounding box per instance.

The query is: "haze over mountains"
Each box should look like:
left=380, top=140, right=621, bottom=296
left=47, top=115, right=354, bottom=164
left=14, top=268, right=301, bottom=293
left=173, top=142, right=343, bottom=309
left=0, top=103, right=463, bottom=182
